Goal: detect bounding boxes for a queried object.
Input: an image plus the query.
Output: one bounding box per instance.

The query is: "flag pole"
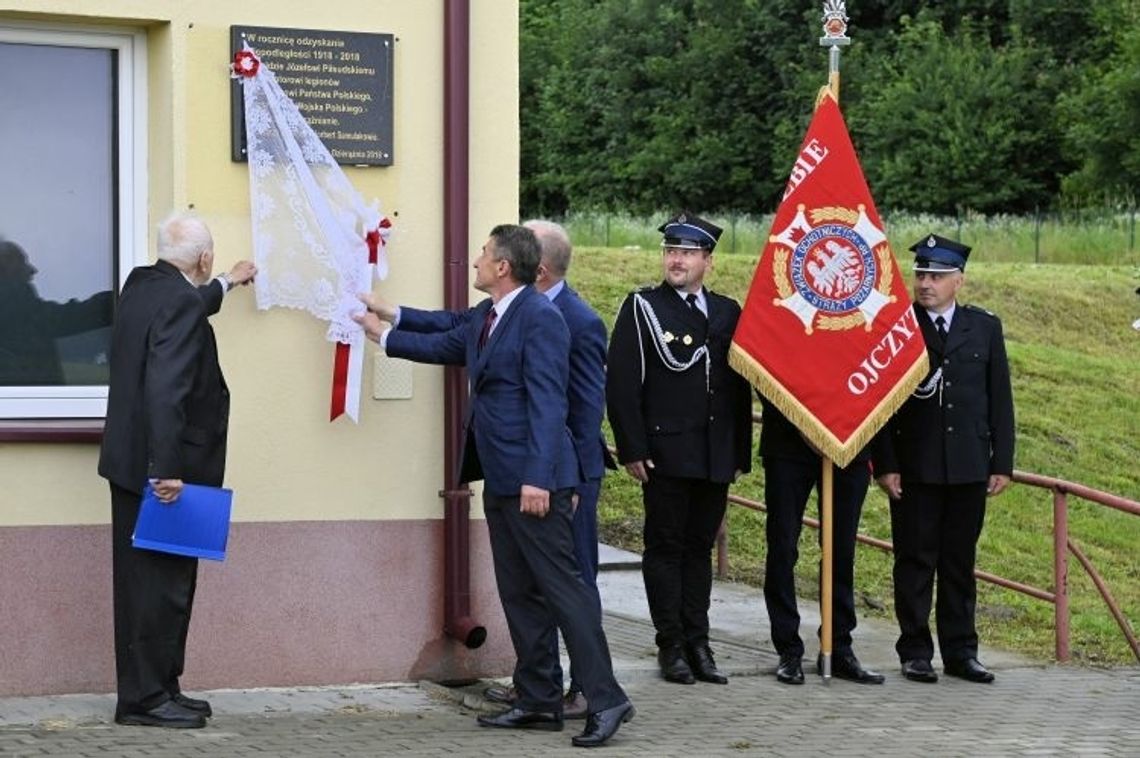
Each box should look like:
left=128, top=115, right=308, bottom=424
left=821, top=458, right=835, bottom=682
left=817, top=0, right=851, bottom=686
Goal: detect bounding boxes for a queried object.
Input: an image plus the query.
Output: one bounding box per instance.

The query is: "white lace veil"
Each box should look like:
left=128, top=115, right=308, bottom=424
left=236, top=43, right=389, bottom=346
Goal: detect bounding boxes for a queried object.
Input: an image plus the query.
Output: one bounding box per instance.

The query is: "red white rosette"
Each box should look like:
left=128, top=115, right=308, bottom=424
left=232, top=49, right=260, bottom=79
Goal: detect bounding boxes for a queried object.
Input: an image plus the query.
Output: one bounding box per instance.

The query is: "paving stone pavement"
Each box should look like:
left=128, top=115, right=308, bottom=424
left=3, top=558, right=1139, bottom=757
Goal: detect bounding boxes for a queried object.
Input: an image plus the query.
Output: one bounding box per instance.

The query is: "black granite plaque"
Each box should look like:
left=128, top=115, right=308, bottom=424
left=231, top=25, right=394, bottom=166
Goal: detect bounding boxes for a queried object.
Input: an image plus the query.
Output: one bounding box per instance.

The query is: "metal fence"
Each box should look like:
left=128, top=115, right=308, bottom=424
left=705, top=415, right=1140, bottom=664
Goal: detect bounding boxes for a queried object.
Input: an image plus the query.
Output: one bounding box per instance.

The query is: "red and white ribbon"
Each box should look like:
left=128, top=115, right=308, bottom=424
left=330, top=218, right=392, bottom=422
left=330, top=337, right=364, bottom=422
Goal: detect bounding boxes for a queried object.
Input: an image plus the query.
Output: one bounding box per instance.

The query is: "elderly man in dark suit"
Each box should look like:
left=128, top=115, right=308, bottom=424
left=606, top=212, right=753, bottom=686
left=354, top=224, right=633, bottom=749
left=873, top=234, right=1015, bottom=685
left=98, top=212, right=255, bottom=728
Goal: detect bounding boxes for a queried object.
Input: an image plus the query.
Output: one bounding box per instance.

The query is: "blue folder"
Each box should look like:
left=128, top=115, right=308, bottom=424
left=132, top=483, right=233, bottom=561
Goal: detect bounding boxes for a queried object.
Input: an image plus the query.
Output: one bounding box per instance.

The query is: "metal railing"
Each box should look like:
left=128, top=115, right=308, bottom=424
left=713, top=435, right=1140, bottom=663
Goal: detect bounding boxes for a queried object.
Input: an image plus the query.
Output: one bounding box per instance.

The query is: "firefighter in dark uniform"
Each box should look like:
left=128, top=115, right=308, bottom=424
left=606, top=212, right=752, bottom=686
left=872, top=234, right=1015, bottom=684
left=759, top=398, right=884, bottom=686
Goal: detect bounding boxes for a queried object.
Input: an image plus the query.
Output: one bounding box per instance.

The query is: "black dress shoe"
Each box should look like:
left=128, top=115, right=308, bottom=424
left=901, top=659, right=939, bottom=683
left=944, top=657, right=995, bottom=683
left=172, top=693, right=212, bottom=717
left=775, top=654, right=804, bottom=684
left=476, top=707, right=563, bottom=731
left=825, top=653, right=885, bottom=684
left=571, top=701, right=635, bottom=748
left=115, top=700, right=206, bottom=729
left=657, top=646, right=695, bottom=684
left=562, top=690, right=589, bottom=720
left=483, top=683, right=518, bottom=705
left=686, top=643, right=728, bottom=684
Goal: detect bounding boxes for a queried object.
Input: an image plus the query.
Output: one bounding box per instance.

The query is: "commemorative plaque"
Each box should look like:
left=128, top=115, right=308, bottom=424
left=230, top=25, right=394, bottom=166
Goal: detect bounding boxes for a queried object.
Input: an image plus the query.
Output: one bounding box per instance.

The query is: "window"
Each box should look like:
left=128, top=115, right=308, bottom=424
left=0, top=23, right=146, bottom=420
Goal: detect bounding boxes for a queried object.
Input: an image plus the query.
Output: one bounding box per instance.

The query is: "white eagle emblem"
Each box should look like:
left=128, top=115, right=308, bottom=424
left=806, top=240, right=862, bottom=297
left=769, top=204, right=894, bottom=333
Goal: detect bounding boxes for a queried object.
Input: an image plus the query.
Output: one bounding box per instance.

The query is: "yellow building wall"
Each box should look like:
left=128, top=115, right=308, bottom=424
left=0, top=0, right=519, bottom=526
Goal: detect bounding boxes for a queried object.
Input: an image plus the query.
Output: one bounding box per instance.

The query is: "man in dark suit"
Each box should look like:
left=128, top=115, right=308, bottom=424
left=98, top=213, right=255, bottom=728
left=606, top=212, right=752, bottom=686
left=872, top=233, right=1015, bottom=685
left=482, top=220, right=611, bottom=718
left=354, top=224, right=633, bottom=748
left=759, top=399, right=884, bottom=686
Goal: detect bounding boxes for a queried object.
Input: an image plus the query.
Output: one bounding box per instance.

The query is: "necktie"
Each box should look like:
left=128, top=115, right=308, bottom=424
left=686, top=293, right=706, bottom=320
left=935, top=315, right=947, bottom=342
left=478, top=307, right=498, bottom=350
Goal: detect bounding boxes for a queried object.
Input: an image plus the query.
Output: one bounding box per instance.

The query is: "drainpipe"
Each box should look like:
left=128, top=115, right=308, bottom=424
left=441, top=0, right=486, bottom=649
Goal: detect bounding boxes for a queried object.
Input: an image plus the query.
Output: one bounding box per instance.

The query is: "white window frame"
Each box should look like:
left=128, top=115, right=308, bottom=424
left=0, top=22, right=147, bottom=419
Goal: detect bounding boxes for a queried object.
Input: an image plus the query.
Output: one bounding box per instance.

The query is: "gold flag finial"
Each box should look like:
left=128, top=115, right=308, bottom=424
left=820, top=1, right=851, bottom=45
left=819, top=1, right=851, bottom=102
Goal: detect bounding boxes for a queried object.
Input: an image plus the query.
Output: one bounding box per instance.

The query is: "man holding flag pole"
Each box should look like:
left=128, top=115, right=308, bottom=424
left=729, top=0, right=929, bottom=682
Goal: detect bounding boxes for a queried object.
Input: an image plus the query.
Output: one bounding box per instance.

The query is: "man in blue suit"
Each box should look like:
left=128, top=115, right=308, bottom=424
left=354, top=224, right=633, bottom=749
left=484, top=219, right=610, bottom=717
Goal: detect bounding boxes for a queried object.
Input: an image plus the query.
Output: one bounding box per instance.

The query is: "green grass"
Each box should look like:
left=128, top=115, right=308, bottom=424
left=575, top=246, right=1140, bottom=665
left=561, top=210, right=1140, bottom=265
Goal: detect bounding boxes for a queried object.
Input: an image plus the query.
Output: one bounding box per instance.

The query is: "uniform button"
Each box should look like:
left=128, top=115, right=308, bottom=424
left=944, top=381, right=952, bottom=388
left=709, top=415, right=715, bottom=421
left=943, top=358, right=950, bottom=365
left=947, top=403, right=954, bottom=409
left=947, top=426, right=955, bottom=432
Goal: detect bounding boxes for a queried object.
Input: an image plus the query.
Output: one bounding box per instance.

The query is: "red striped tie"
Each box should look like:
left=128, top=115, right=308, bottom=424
left=478, top=307, right=497, bottom=350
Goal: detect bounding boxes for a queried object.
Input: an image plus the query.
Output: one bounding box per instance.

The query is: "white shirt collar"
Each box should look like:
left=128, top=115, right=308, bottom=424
left=493, top=284, right=526, bottom=317
left=175, top=268, right=227, bottom=294
left=543, top=279, right=566, bottom=301
left=926, top=302, right=957, bottom=329
left=674, top=287, right=707, bottom=316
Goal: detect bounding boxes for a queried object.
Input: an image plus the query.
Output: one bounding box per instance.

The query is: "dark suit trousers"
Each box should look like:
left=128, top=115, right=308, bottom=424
left=762, top=458, right=869, bottom=658
left=890, top=480, right=988, bottom=663
left=110, top=483, right=198, bottom=713
left=485, top=489, right=625, bottom=714
left=553, top=477, right=602, bottom=692
left=570, top=478, right=602, bottom=586
left=641, top=474, right=728, bottom=650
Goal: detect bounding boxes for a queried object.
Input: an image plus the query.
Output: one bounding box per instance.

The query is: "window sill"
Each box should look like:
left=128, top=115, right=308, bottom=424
left=0, top=419, right=104, bottom=443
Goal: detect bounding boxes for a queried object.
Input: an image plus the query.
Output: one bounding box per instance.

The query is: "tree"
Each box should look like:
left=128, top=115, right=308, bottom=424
left=519, top=0, right=1124, bottom=216
left=849, top=16, right=1065, bottom=214
left=1056, top=4, right=1140, bottom=200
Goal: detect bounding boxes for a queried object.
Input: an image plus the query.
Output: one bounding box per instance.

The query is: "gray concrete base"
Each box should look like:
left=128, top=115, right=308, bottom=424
left=6, top=553, right=1133, bottom=758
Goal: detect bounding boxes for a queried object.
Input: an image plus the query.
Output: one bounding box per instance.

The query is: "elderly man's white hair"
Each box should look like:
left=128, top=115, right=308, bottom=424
left=157, top=212, right=213, bottom=269
left=523, top=219, right=572, bottom=277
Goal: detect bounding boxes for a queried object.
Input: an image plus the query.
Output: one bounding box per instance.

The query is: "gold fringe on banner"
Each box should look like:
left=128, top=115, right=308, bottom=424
left=729, top=342, right=929, bottom=468
left=815, top=84, right=837, bottom=110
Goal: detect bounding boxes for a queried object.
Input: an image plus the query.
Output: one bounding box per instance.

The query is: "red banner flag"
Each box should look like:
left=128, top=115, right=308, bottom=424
left=730, top=92, right=928, bottom=467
